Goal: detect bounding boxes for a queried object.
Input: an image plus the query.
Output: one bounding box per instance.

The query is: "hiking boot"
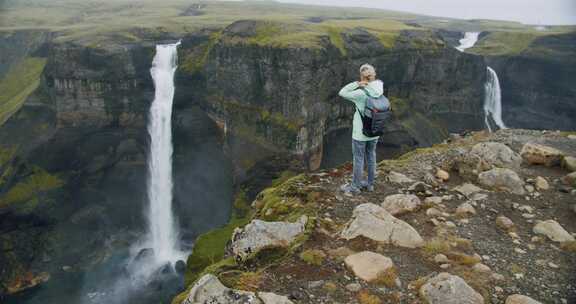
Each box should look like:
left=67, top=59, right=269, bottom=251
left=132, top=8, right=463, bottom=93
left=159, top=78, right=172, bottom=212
left=340, top=183, right=361, bottom=195
left=360, top=181, right=374, bottom=192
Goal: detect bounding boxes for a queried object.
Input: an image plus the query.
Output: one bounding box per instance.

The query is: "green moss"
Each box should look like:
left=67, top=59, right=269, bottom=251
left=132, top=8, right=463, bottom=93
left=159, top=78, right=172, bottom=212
left=214, top=98, right=302, bottom=152
left=326, top=27, right=346, bottom=55
left=181, top=31, right=222, bottom=74
left=271, top=170, right=297, bottom=187
left=0, top=166, right=63, bottom=211
left=0, top=57, right=47, bottom=126
left=184, top=192, right=252, bottom=286
left=470, top=31, right=540, bottom=56
left=299, top=249, right=326, bottom=266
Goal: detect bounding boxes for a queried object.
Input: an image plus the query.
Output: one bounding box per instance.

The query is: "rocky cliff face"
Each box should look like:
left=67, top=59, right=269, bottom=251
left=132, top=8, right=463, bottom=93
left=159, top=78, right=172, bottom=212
left=483, top=32, right=576, bottom=131
left=183, top=21, right=487, bottom=171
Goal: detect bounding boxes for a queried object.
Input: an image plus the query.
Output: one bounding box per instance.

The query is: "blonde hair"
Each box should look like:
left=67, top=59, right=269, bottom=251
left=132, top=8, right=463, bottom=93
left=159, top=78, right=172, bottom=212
left=359, top=63, right=376, bottom=79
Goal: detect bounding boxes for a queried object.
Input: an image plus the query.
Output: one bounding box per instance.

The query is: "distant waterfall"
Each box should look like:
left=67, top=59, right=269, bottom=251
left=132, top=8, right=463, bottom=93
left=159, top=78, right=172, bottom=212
left=456, top=32, right=480, bottom=52
left=146, top=41, right=183, bottom=264
left=484, top=67, right=507, bottom=132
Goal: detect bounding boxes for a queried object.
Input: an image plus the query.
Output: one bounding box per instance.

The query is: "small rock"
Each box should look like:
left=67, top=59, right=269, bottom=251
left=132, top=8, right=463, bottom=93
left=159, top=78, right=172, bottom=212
left=472, top=263, right=491, bottom=273
left=426, top=208, right=443, bottom=217
left=562, top=172, right=576, bottom=187
left=494, top=286, right=504, bottom=293
left=434, top=254, right=449, bottom=264
left=381, top=194, right=421, bottom=215
left=514, top=248, right=527, bottom=254
left=344, top=251, right=394, bottom=282
left=345, top=283, right=362, bottom=292
left=525, top=185, right=535, bottom=193
left=408, top=182, right=429, bottom=193
left=491, top=273, right=505, bottom=281
left=424, top=196, right=443, bottom=205
left=520, top=142, right=565, bottom=167
left=436, top=168, right=450, bottom=181
left=562, top=156, right=576, bottom=172
left=453, top=183, right=483, bottom=197
left=419, top=273, right=483, bottom=304
left=478, top=168, right=525, bottom=195
left=535, top=176, right=549, bottom=191
left=387, top=171, right=415, bottom=184
left=505, top=294, right=543, bottom=304
left=455, top=203, right=476, bottom=217
left=533, top=220, right=575, bottom=243
left=444, top=221, right=456, bottom=228
left=439, top=263, right=451, bottom=269
left=496, top=216, right=515, bottom=231
left=548, top=262, right=559, bottom=269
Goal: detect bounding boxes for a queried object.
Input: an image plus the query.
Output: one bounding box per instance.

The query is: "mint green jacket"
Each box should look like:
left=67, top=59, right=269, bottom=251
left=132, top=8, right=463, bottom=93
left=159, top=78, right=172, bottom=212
left=338, top=80, right=384, bottom=141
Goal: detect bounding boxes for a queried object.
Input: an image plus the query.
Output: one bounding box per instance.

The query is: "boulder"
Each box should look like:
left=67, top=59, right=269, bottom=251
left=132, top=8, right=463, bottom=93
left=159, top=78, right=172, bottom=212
left=520, top=143, right=564, bottom=167
left=184, top=274, right=294, bottom=304
left=184, top=274, right=260, bottom=304
left=381, top=194, right=421, bottom=215
left=258, top=292, right=294, bottom=304
left=533, top=220, right=575, bottom=243
left=453, top=183, right=483, bottom=197
left=436, top=168, right=450, bottom=181
left=470, top=142, right=522, bottom=169
left=344, top=251, right=394, bottom=282
left=478, top=168, right=525, bottom=195
left=505, top=294, right=542, bottom=304
left=534, top=176, right=549, bottom=191
left=419, top=272, right=483, bottom=304
left=562, top=172, right=576, bottom=187
left=231, top=216, right=307, bottom=261
left=341, top=203, right=423, bottom=248
left=562, top=156, right=576, bottom=172
left=387, top=171, right=415, bottom=184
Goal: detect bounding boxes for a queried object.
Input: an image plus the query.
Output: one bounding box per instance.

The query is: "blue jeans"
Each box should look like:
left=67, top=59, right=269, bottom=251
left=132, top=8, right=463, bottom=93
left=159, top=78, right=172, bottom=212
left=352, top=139, right=377, bottom=189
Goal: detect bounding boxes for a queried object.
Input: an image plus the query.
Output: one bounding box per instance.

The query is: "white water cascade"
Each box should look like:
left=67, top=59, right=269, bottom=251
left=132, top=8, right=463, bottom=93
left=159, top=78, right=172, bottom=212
left=146, top=41, right=183, bottom=265
left=456, top=32, right=480, bottom=52
left=484, top=67, right=507, bottom=132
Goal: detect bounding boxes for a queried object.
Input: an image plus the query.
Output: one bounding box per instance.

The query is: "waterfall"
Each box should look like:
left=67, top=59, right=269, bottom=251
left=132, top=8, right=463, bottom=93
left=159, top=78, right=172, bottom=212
left=456, top=32, right=480, bottom=52
left=484, top=67, right=507, bottom=132
left=146, top=41, right=183, bottom=264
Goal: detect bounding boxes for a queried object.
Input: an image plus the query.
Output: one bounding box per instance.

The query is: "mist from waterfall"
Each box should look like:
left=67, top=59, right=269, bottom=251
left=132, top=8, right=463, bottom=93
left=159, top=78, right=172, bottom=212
left=146, top=41, right=184, bottom=265
left=484, top=67, right=507, bottom=132
left=456, top=32, right=480, bottom=52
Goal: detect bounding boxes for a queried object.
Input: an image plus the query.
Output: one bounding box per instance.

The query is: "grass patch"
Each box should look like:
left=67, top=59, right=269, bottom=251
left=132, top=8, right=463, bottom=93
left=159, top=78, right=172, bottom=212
left=325, top=26, right=346, bottom=55
left=0, top=166, right=63, bottom=211
left=234, top=271, right=263, bottom=291
left=421, top=238, right=452, bottom=255
left=561, top=241, right=576, bottom=253
left=470, top=31, right=540, bottom=56
left=299, top=249, right=326, bottom=266
left=0, top=57, right=47, bottom=126
left=357, top=289, right=382, bottom=304
left=374, top=266, right=398, bottom=288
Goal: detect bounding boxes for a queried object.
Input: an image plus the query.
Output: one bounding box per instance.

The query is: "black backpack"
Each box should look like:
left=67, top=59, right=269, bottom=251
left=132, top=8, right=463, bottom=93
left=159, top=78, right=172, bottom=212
left=357, top=95, right=392, bottom=137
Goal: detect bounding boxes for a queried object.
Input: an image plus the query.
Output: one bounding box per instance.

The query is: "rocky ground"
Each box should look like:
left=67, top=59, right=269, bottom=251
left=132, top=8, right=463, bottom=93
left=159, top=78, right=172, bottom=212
left=174, top=129, right=576, bottom=304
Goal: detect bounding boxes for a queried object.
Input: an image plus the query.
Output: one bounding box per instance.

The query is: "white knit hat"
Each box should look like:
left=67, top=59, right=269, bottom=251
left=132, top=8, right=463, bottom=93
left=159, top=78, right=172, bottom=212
left=359, top=63, right=376, bottom=78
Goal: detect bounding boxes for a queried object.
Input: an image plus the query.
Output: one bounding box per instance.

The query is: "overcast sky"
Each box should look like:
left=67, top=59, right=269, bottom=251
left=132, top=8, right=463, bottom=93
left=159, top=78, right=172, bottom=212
left=278, top=0, right=576, bottom=25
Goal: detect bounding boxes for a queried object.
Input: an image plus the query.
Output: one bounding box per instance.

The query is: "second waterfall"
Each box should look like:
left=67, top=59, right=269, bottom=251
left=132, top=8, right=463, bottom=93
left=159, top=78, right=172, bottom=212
left=484, top=67, right=507, bottom=132
left=146, top=41, right=183, bottom=264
